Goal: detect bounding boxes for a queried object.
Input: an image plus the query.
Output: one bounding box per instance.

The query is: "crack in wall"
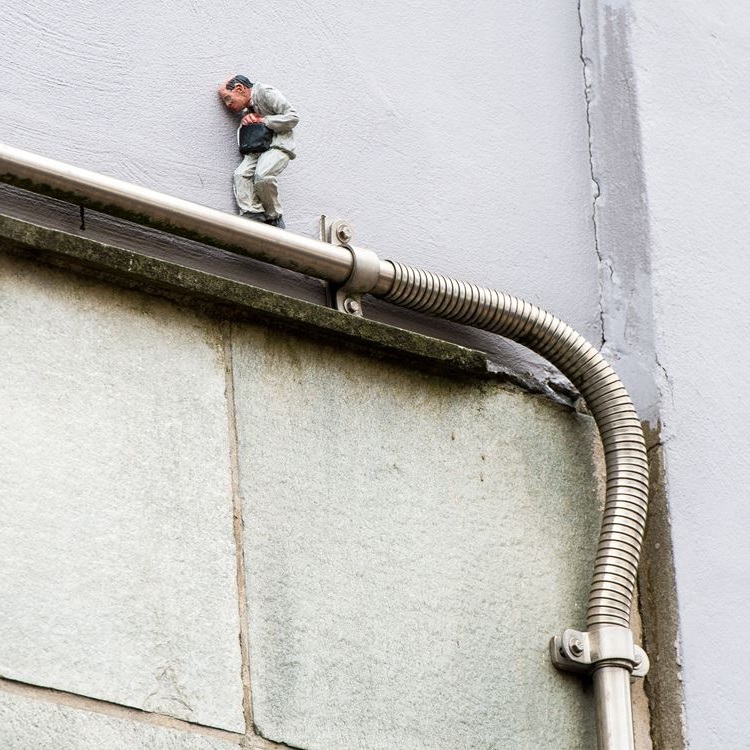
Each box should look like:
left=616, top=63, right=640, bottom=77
left=647, top=441, right=663, bottom=455
left=578, top=0, right=606, bottom=351
left=575, top=0, right=664, bottom=429
left=655, top=354, right=670, bottom=385
left=654, top=353, right=675, bottom=411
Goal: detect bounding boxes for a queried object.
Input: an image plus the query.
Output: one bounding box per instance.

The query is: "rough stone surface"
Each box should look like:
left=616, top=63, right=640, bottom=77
left=0, top=254, right=244, bottom=731
left=0, top=208, right=498, bottom=383
left=233, top=325, right=602, bottom=750
left=0, top=690, right=241, bottom=749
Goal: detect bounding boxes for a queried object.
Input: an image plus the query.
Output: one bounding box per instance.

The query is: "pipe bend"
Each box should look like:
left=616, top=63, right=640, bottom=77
left=378, top=261, right=648, bottom=630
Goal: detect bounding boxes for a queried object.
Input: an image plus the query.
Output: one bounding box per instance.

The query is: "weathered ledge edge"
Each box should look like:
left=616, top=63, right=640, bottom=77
left=0, top=211, right=518, bottom=385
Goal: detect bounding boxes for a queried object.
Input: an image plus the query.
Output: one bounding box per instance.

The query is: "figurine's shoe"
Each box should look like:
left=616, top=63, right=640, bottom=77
left=265, top=215, right=286, bottom=229
left=241, top=211, right=267, bottom=222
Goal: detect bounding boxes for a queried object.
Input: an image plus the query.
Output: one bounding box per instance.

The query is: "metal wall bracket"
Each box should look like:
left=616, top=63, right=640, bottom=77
left=550, top=626, right=649, bottom=679
left=320, top=215, right=380, bottom=317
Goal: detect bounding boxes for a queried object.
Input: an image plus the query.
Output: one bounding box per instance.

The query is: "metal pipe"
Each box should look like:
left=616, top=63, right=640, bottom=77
left=0, top=143, right=360, bottom=286
left=593, top=667, right=636, bottom=750
left=0, top=143, right=648, bottom=748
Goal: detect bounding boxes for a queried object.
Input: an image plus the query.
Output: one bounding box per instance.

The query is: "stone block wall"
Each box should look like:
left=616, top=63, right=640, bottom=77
left=0, top=236, right=606, bottom=749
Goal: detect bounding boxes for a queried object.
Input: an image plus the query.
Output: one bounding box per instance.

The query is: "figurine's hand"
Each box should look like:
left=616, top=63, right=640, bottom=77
left=241, top=113, right=265, bottom=125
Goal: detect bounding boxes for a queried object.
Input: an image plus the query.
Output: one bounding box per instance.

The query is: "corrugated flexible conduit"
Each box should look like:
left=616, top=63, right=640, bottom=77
left=382, top=261, right=649, bottom=631
left=0, top=143, right=649, bottom=749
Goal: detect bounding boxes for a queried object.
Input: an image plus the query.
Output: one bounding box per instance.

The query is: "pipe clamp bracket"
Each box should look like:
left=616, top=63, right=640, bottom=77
left=550, top=626, right=649, bottom=679
left=320, top=216, right=380, bottom=317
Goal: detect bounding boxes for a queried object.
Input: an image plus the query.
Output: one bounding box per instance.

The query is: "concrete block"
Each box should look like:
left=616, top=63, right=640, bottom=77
left=0, top=690, right=240, bottom=750
left=233, top=326, right=601, bottom=749
left=0, top=256, right=244, bottom=731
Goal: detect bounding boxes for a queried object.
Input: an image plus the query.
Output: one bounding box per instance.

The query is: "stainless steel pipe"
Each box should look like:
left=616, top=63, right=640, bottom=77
left=594, top=667, right=636, bottom=750
left=0, top=143, right=384, bottom=289
left=0, top=143, right=648, bottom=749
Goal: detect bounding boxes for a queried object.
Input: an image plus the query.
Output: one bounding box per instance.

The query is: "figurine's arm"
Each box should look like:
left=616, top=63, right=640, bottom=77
left=256, top=86, right=299, bottom=133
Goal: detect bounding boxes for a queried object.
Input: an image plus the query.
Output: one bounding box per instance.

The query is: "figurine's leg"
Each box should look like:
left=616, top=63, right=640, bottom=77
left=253, top=148, right=290, bottom=221
left=233, top=154, right=265, bottom=216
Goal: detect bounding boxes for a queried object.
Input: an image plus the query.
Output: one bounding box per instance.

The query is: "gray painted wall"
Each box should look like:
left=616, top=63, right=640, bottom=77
left=0, top=0, right=600, bottom=387
left=626, top=2, right=750, bottom=747
left=0, top=248, right=606, bottom=748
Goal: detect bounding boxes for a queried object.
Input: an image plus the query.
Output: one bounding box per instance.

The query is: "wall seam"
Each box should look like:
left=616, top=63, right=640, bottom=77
left=222, top=322, right=256, bottom=738
left=0, top=676, right=243, bottom=743
left=639, top=426, right=688, bottom=750
left=222, top=324, right=300, bottom=750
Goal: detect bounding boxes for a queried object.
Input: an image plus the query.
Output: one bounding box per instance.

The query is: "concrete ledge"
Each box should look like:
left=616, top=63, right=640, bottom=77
left=0, top=211, right=496, bottom=381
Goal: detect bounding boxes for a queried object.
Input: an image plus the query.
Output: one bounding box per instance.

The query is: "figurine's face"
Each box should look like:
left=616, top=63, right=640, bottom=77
left=219, top=82, right=251, bottom=113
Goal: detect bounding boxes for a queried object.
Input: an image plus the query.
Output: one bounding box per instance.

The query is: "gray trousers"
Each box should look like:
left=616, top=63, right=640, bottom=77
left=232, top=148, right=290, bottom=220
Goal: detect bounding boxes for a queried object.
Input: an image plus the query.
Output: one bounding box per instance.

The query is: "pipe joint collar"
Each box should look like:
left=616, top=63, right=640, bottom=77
left=340, top=244, right=381, bottom=297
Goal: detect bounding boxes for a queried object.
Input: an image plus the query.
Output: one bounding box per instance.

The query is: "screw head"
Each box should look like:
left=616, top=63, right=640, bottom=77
left=569, top=638, right=584, bottom=657
left=343, top=297, right=360, bottom=315
left=336, top=224, right=352, bottom=243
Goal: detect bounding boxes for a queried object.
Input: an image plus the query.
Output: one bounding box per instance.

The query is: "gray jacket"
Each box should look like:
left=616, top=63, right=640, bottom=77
left=240, top=82, right=299, bottom=159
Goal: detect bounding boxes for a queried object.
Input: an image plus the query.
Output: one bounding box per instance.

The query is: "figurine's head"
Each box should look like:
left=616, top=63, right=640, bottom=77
left=219, top=75, right=253, bottom=113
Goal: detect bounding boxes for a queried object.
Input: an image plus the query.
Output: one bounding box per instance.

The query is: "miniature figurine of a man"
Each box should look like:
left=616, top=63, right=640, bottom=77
left=218, top=75, right=299, bottom=229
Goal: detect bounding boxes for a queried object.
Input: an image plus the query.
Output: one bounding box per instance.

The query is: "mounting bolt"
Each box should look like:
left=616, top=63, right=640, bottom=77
left=569, top=638, right=584, bottom=657
left=343, top=297, right=360, bottom=315
left=336, top=223, right=352, bottom=243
